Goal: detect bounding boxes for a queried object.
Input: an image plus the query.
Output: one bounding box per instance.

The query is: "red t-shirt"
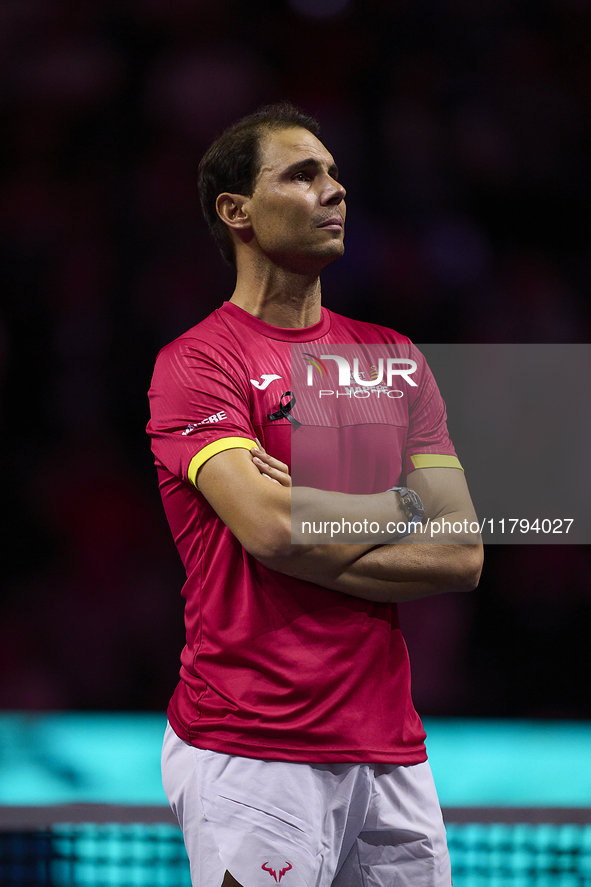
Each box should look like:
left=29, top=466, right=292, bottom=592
left=147, top=301, right=460, bottom=763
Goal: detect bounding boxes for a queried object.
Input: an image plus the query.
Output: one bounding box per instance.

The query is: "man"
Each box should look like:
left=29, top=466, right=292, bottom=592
left=148, top=103, right=483, bottom=887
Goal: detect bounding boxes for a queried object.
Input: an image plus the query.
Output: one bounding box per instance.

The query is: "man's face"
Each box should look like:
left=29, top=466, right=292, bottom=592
left=244, top=127, right=346, bottom=273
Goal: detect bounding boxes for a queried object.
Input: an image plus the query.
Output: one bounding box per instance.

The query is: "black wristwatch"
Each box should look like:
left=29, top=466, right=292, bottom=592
left=387, top=486, right=425, bottom=537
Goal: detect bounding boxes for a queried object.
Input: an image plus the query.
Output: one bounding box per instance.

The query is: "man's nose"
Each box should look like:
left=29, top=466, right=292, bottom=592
left=323, top=176, right=346, bottom=205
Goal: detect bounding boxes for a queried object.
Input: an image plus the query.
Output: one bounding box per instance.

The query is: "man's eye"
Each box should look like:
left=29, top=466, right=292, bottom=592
left=294, top=172, right=309, bottom=182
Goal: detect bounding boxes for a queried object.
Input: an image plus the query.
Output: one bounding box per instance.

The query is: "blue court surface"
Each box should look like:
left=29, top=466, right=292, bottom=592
left=1, top=715, right=591, bottom=886
left=0, top=713, right=590, bottom=807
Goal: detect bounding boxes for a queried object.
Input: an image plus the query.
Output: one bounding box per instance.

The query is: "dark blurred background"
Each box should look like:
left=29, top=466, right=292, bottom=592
left=1, top=0, right=590, bottom=718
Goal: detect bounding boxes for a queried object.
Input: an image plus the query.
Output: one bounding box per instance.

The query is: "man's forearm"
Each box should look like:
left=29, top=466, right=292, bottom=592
left=255, top=485, right=412, bottom=577
left=200, top=448, right=482, bottom=600
left=261, top=512, right=483, bottom=603
left=293, top=540, right=484, bottom=602
left=279, top=466, right=483, bottom=600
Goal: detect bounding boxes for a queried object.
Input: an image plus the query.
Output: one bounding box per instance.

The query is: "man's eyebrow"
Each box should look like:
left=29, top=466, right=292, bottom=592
left=283, top=158, right=340, bottom=179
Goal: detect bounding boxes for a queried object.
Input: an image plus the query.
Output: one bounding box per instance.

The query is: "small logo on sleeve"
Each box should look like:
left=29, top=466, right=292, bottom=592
left=250, top=374, right=282, bottom=390
left=182, top=410, right=227, bottom=435
left=261, top=861, right=292, bottom=882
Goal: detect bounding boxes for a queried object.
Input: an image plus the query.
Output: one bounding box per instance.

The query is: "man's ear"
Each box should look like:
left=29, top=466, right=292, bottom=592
left=216, top=193, right=252, bottom=231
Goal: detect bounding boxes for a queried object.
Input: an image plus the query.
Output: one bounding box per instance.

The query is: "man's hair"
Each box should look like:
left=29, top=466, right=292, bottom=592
left=198, top=102, right=321, bottom=265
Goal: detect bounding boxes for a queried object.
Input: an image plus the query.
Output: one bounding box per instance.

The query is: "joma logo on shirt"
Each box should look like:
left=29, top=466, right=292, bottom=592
left=251, top=374, right=282, bottom=390
left=182, top=410, right=227, bottom=435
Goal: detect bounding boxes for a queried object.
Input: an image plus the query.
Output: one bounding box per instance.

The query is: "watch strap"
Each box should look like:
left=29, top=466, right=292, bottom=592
left=387, top=486, right=426, bottom=539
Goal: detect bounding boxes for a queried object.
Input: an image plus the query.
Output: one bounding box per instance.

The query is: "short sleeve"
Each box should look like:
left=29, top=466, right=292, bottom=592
left=147, top=335, right=256, bottom=486
left=403, top=345, right=463, bottom=478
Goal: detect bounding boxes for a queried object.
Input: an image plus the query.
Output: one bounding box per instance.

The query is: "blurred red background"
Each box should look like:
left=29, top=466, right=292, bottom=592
left=1, top=0, right=590, bottom=716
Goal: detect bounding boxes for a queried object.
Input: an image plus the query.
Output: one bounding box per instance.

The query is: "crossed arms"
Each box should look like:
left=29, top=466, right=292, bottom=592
left=197, top=444, right=483, bottom=603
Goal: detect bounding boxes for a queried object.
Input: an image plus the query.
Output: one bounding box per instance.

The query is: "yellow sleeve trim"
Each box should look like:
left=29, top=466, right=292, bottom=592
left=410, top=453, right=463, bottom=471
left=188, top=436, right=257, bottom=488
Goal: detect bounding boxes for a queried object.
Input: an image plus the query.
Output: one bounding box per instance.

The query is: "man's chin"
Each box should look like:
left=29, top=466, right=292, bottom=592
left=316, top=233, right=345, bottom=258
left=320, top=241, right=345, bottom=266
left=271, top=242, right=345, bottom=275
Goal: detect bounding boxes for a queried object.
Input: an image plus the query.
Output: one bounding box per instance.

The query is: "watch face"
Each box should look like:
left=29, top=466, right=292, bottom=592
left=389, top=486, right=425, bottom=520
left=405, top=489, right=425, bottom=519
left=398, top=492, right=413, bottom=520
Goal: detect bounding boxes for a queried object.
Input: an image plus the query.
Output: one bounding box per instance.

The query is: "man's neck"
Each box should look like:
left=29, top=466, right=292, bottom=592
left=229, top=264, right=322, bottom=329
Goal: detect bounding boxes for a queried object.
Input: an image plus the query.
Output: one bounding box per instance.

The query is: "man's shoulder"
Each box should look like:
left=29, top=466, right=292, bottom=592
left=325, top=308, right=411, bottom=345
left=155, top=305, right=239, bottom=363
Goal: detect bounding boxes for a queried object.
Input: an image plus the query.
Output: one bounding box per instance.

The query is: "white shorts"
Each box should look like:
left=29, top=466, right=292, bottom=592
left=162, top=723, right=451, bottom=887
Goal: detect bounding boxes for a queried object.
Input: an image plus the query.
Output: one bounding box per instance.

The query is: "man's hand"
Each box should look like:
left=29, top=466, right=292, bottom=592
left=251, top=441, right=291, bottom=487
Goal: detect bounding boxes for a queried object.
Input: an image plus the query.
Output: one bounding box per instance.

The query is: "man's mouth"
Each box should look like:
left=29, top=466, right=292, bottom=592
left=317, top=216, right=344, bottom=230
